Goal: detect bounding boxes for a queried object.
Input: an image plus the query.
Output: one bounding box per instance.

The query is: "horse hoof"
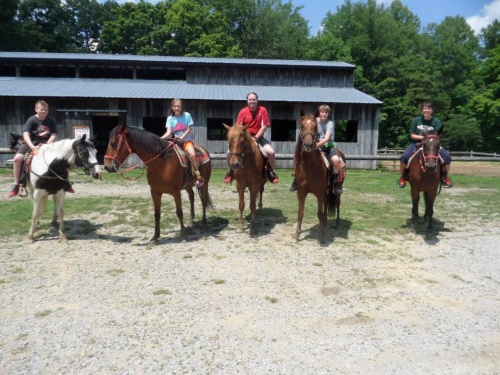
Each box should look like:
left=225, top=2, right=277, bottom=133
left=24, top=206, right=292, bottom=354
left=236, top=227, right=244, bottom=234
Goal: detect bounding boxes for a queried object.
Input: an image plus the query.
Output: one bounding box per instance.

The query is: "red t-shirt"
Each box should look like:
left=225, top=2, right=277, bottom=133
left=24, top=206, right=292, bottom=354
left=237, top=106, right=270, bottom=136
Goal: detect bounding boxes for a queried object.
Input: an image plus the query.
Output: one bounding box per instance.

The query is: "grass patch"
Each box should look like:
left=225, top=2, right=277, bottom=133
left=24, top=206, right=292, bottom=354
left=153, top=289, right=172, bottom=295
left=0, top=168, right=499, bottom=240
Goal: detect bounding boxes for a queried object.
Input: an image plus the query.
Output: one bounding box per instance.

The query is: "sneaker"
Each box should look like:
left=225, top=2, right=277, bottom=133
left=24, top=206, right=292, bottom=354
left=398, top=177, right=407, bottom=188
left=223, top=170, right=234, bottom=184
left=289, top=179, right=298, bottom=192
left=8, top=184, right=19, bottom=197
left=442, top=177, right=454, bottom=188
left=64, top=184, right=75, bottom=193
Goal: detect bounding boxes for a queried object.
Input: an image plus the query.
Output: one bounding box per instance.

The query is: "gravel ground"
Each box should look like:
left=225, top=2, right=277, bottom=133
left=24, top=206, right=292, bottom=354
left=0, top=173, right=499, bottom=375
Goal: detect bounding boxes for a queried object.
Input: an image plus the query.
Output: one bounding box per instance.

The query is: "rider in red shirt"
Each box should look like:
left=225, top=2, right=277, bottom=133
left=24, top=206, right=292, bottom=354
left=224, top=92, right=278, bottom=183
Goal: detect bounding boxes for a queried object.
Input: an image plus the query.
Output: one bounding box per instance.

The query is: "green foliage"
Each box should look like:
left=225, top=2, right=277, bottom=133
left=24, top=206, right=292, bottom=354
left=2, top=0, right=499, bottom=151
left=440, top=112, right=482, bottom=151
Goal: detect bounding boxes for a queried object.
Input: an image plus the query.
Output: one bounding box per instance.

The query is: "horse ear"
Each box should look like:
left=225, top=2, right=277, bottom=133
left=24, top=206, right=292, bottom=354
left=300, top=109, right=305, bottom=117
left=90, top=132, right=99, bottom=143
left=80, top=133, right=87, bottom=142
left=222, top=123, right=231, bottom=130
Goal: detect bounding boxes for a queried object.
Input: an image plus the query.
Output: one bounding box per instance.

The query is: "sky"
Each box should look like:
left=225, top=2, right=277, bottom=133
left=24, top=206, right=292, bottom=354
left=294, top=0, right=500, bottom=36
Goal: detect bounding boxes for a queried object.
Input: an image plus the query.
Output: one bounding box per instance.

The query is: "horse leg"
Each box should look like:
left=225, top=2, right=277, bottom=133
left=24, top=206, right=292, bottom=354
left=150, top=191, right=163, bottom=244
left=54, top=192, right=67, bottom=243
left=410, top=187, right=420, bottom=233
left=186, top=187, right=195, bottom=226
left=236, top=184, right=246, bottom=233
left=28, top=195, right=42, bottom=243
left=172, top=191, right=187, bottom=241
left=423, top=192, right=436, bottom=232
left=248, top=186, right=259, bottom=235
left=295, top=192, right=306, bottom=241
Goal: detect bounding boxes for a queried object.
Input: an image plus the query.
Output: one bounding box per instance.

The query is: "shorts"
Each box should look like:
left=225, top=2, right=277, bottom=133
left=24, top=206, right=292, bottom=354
left=17, top=143, right=32, bottom=155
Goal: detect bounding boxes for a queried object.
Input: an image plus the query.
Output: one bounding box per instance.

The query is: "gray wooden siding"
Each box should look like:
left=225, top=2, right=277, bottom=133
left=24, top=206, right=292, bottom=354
left=188, top=66, right=354, bottom=87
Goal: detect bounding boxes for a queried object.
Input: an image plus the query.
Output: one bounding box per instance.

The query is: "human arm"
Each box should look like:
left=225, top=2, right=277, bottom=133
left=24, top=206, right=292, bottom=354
left=23, top=131, right=37, bottom=151
left=47, top=133, right=57, bottom=144
left=316, top=131, right=333, bottom=148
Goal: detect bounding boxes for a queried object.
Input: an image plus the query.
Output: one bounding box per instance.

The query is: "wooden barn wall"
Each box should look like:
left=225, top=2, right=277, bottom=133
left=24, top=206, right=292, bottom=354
left=1, top=96, right=379, bottom=170
left=188, top=66, right=354, bottom=87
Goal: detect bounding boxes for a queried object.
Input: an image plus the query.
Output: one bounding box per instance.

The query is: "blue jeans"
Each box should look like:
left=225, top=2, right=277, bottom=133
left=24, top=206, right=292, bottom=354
left=400, top=144, right=451, bottom=165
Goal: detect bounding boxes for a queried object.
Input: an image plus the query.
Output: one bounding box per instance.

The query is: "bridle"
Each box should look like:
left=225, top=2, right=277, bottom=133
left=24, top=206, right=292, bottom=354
left=104, top=130, right=174, bottom=176
left=73, top=141, right=99, bottom=176
left=299, top=131, right=318, bottom=151
left=419, top=134, right=440, bottom=171
left=227, top=127, right=254, bottom=165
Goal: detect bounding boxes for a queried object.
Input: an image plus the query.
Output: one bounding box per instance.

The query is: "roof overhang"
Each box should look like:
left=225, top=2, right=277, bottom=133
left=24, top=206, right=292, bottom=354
left=0, top=77, right=382, bottom=105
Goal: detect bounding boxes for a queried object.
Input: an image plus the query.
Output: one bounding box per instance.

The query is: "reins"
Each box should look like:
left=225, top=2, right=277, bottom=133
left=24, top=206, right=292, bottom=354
left=104, top=130, right=175, bottom=179
left=30, top=141, right=96, bottom=182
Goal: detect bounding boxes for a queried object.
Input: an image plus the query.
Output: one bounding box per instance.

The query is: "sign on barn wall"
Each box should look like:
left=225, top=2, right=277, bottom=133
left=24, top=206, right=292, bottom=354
left=73, top=126, right=90, bottom=140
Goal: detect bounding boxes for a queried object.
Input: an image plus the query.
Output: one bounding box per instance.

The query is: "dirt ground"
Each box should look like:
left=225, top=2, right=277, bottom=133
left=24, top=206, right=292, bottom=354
left=0, top=167, right=499, bottom=374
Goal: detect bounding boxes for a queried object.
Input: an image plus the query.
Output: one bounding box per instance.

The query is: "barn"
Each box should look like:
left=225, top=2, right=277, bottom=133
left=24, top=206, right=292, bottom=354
left=0, top=52, right=381, bottom=169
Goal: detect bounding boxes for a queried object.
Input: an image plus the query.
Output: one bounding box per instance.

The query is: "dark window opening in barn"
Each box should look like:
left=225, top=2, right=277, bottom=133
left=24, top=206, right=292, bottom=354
left=19, top=65, right=75, bottom=78
left=92, top=116, right=119, bottom=164
left=271, top=119, right=296, bottom=142
left=143, top=117, right=166, bottom=136
left=207, top=118, right=232, bottom=140
left=335, top=120, right=358, bottom=143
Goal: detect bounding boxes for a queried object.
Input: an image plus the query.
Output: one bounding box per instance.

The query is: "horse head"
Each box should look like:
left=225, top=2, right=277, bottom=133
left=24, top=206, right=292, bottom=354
left=104, top=124, right=131, bottom=172
left=72, top=134, right=102, bottom=179
left=421, top=130, right=441, bottom=172
left=9, top=132, right=23, bottom=152
left=299, top=113, right=318, bottom=152
left=223, top=123, right=252, bottom=170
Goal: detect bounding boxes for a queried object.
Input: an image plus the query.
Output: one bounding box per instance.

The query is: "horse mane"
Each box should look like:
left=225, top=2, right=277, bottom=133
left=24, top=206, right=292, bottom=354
left=227, top=124, right=255, bottom=149
left=118, top=126, right=174, bottom=159
left=40, top=139, right=74, bottom=153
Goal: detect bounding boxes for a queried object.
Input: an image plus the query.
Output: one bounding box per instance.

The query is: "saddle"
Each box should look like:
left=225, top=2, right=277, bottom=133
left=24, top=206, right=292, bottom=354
left=319, top=148, right=346, bottom=188
left=171, top=143, right=210, bottom=185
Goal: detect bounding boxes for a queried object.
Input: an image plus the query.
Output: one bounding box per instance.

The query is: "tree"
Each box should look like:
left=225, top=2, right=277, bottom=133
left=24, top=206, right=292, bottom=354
left=0, top=0, right=21, bottom=51
left=17, top=0, right=73, bottom=52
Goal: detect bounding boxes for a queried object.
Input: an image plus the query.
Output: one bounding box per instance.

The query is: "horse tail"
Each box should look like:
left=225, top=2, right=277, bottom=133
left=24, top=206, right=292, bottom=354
left=197, top=187, right=214, bottom=210
left=326, top=190, right=336, bottom=218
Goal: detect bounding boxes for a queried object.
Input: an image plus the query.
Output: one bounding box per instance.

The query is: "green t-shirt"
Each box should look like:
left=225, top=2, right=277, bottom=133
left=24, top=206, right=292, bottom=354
left=409, top=115, right=442, bottom=143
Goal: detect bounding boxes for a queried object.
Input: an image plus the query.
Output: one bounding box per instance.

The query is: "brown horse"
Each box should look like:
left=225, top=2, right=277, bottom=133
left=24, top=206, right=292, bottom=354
left=104, top=125, right=213, bottom=244
left=223, top=123, right=266, bottom=235
left=407, top=130, right=441, bottom=233
left=294, top=111, right=345, bottom=243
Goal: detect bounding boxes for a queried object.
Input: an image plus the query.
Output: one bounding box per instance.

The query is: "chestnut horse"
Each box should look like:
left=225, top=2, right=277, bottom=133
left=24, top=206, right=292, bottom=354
left=294, top=111, right=345, bottom=243
left=407, top=130, right=441, bottom=233
left=223, top=123, right=266, bottom=235
left=104, top=125, right=213, bottom=244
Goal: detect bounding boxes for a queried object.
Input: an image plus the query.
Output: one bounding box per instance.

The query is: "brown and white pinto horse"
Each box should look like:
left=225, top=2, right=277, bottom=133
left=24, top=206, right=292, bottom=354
left=294, top=111, right=345, bottom=243
left=104, top=125, right=213, bottom=244
left=407, top=130, right=442, bottom=233
left=223, top=123, right=266, bottom=235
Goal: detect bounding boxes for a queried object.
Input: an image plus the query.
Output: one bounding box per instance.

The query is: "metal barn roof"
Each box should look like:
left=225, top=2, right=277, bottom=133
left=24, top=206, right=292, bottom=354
left=0, top=52, right=356, bottom=69
left=0, top=77, right=381, bottom=104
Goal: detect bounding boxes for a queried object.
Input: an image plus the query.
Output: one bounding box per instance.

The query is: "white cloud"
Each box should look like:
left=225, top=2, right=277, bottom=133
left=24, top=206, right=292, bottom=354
left=467, top=0, right=500, bottom=34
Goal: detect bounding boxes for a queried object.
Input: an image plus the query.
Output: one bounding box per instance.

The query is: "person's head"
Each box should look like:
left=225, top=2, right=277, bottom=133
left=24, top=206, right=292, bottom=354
left=246, top=92, right=259, bottom=111
left=318, top=104, right=331, bottom=122
left=35, top=100, right=49, bottom=120
left=421, top=102, right=434, bottom=120
left=170, top=98, right=183, bottom=117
